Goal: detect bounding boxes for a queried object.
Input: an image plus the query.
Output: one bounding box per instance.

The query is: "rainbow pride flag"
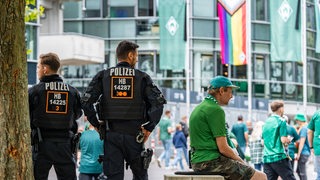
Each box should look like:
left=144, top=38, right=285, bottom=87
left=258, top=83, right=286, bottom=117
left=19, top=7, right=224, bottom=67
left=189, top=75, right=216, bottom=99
left=217, top=2, right=246, bottom=65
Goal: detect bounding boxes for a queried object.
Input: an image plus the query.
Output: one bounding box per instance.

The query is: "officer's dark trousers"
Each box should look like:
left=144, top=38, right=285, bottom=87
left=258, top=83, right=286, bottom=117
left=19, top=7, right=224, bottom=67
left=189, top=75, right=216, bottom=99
left=104, top=131, right=148, bottom=180
left=33, top=140, right=76, bottom=180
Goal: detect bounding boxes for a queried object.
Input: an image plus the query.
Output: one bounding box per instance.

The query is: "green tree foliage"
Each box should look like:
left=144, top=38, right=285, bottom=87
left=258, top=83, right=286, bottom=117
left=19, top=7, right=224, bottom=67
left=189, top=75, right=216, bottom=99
left=25, top=0, right=44, bottom=22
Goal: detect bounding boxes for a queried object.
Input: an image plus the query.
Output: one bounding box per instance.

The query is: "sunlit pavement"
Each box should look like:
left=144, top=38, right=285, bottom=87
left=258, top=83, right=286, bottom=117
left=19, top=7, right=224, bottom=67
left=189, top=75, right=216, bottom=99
left=49, top=155, right=317, bottom=180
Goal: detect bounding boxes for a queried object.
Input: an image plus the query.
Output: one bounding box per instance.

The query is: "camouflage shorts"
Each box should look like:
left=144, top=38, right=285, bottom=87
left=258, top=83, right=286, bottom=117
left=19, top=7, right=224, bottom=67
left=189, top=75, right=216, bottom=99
left=192, top=155, right=255, bottom=180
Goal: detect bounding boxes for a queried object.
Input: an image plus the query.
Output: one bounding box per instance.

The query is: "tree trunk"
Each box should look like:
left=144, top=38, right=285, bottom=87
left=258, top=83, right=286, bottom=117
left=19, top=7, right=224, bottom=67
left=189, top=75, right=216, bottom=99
left=0, top=1, right=34, bottom=179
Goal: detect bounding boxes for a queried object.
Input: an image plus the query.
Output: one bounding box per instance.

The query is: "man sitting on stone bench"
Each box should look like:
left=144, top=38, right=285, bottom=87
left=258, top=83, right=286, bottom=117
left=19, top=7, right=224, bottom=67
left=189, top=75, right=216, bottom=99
left=188, top=76, right=267, bottom=180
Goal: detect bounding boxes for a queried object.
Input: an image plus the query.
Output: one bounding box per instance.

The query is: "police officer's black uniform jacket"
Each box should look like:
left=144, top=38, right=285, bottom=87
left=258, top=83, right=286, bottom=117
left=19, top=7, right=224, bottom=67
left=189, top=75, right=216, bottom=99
left=81, top=62, right=166, bottom=135
left=29, top=74, right=83, bottom=140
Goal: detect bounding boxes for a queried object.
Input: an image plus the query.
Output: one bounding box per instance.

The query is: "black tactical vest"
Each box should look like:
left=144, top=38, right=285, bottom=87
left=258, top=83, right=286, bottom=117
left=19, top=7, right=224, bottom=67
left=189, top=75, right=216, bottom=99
left=99, top=67, right=146, bottom=120
left=32, top=81, right=75, bottom=129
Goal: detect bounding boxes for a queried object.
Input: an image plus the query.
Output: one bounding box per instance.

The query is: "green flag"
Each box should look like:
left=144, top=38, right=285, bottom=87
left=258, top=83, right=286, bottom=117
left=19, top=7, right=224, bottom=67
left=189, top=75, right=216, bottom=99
left=315, top=0, right=320, bottom=53
left=159, top=0, right=186, bottom=70
left=270, top=0, right=301, bottom=62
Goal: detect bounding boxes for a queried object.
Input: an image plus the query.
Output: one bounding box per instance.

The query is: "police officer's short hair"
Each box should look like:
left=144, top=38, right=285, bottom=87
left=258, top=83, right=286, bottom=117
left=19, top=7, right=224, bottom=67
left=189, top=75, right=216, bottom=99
left=39, top=52, right=61, bottom=72
left=116, top=40, right=139, bottom=60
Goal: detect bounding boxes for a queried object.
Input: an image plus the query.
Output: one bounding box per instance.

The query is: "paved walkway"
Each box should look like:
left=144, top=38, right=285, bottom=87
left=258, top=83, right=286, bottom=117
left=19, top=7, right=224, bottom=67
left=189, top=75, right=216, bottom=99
left=49, top=156, right=318, bottom=179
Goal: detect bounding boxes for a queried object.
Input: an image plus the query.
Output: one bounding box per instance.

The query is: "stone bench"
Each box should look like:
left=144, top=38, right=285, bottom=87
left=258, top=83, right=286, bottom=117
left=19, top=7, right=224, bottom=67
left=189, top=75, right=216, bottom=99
left=164, top=171, right=224, bottom=180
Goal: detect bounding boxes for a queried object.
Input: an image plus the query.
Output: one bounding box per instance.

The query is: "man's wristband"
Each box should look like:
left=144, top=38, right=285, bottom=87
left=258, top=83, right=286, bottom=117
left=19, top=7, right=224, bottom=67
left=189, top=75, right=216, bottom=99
left=310, top=147, right=313, bottom=149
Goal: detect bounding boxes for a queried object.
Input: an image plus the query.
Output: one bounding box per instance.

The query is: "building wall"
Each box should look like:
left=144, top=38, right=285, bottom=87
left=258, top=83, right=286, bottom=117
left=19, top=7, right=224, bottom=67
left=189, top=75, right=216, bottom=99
left=59, top=0, right=320, bottom=117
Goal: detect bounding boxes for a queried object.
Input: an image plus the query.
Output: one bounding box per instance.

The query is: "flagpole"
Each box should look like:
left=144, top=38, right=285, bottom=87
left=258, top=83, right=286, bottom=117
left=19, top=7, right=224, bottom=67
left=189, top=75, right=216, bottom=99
left=246, top=0, right=252, bottom=122
left=185, top=0, right=191, bottom=117
left=301, top=0, right=307, bottom=114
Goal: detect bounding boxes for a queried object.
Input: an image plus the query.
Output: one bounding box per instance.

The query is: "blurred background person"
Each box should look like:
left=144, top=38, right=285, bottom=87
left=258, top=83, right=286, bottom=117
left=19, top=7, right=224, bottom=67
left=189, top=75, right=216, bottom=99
left=308, top=110, right=320, bottom=180
left=179, top=115, right=189, bottom=165
left=78, top=122, right=104, bottom=180
left=231, top=115, right=249, bottom=153
left=157, top=110, right=173, bottom=169
left=171, top=123, right=187, bottom=170
left=295, top=113, right=310, bottom=180
left=249, top=121, right=264, bottom=171
left=283, top=115, right=300, bottom=169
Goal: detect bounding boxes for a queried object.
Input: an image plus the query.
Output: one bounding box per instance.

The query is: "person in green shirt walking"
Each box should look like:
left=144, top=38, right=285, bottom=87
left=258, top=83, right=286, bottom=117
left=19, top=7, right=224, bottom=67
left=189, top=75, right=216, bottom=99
left=189, top=76, right=266, bottom=180
left=308, top=110, right=320, bottom=180
left=157, top=110, right=173, bottom=169
left=262, top=100, right=295, bottom=180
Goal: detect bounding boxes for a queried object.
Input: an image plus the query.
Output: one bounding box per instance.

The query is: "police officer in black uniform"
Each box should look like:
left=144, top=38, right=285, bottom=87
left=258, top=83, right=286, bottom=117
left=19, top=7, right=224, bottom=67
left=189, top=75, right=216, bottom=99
left=28, top=52, right=83, bottom=180
left=81, top=40, right=166, bottom=180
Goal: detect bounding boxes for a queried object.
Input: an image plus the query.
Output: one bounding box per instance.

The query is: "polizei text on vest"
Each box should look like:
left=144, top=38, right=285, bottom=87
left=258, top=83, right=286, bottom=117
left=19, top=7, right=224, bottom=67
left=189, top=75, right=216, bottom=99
left=45, top=82, right=70, bottom=91
left=110, top=67, right=135, bottom=76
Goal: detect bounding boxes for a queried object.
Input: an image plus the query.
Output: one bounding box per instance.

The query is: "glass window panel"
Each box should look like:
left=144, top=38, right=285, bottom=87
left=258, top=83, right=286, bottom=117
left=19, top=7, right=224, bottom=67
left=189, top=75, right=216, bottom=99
left=137, top=18, right=158, bottom=36
left=285, top=84, right=296, bottom=99
left=27, top=62, right=37, bottom=85
left=306, top=3, right=316, bottom=29
left=297, top=85, right=303, bottom=101
left=306, top=31, right=316, bottom=48
left=254, top=83, right=265, bottom=95
left=231, top=65, right=247, bottom=79
left=284, top=62, right=294, bottom=82
left=193, top=0, right=214, bottom=17
left=213, top=20, right=219, bottom=38
left=84, top=10, right=101, bottom=18
left=254, top=0, right=268, bottom=21
left=284, top=63, right=297, bottom=98
left=307, top=49, right=316, bottom=58
left=252, top=43, right=270, bottom=53
left=270, top=62, right=282, bottom=80
left=216, top=53, right=224, bottom=76
left=200, top=55, right=214, bottom=87
left=317, top=62, right=320, bottom=85
left=270, top=62, right=283, bottom=94
left=61, top=65, right=84, bottom=78
left=110, top=6, right=134, bottom=17
left=84, top=64, right=105, bottom=78
left=308, top=87, right=315, bottom=102
left=84, top=20, right=108, bottom=38
left=138, top=0, right=154, bottom=16
left=193, top=20, right=214, bottom=38
left=138, top=52, right=155, bottom=77
left=315, top=87, right=320, bottom=103
left=252, top=23, right=270, bottom=41
left=308, top=61, right=315, bottom=84
left=110, top=20, right=136, bottom=37
left=109, top=0, right=135, bottom=6
left=64, top=21, right=83, bottom=33
left=172, top=71, right=185, bottom=89
left=254, top=55, right=266, bottom=80
left=270, top=83, right=283, bottom=95
left=234, top=81, right=248, bottom=93
left=193, top=39, right=214, bottom=49
left=86, top=0, right=100, bottom=9
left=26, top=25, right=37, bottom=60
left=297, top=63, right=303, bottom=83
left=63, top=2, right=82, bottom=19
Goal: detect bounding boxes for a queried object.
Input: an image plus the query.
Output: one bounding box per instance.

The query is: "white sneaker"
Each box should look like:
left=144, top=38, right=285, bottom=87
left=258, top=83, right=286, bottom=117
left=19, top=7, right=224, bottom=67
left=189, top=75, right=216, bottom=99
left=157, top=159, right=162, bottom=168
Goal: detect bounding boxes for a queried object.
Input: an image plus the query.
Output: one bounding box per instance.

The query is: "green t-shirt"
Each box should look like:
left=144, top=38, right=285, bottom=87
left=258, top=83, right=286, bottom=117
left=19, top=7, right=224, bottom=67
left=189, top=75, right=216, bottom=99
left=287, top=124, right=300, bottom=159
left=159, top=117, right=172, bottom=140
left=308, top=110, right=320, bottom=155
left=231, top=122, right=248, bottom=147
left=79, top=129, right=104, bottom=174
left=189, top=98, right=228, bottom=163
left=262, top=114, right=288, bottom=163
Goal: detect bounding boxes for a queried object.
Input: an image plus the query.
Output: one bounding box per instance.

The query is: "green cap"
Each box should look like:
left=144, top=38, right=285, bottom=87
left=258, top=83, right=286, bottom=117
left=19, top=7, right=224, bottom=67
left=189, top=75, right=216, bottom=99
left=294, top=113, right=306, bottom=122
left=209, top=76, right=239, bottom=89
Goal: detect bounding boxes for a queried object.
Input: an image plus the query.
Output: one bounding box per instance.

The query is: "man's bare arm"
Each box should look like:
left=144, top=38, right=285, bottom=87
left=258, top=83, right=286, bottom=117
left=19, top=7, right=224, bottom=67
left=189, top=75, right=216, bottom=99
left=216, top=136, right=245, bottom=164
